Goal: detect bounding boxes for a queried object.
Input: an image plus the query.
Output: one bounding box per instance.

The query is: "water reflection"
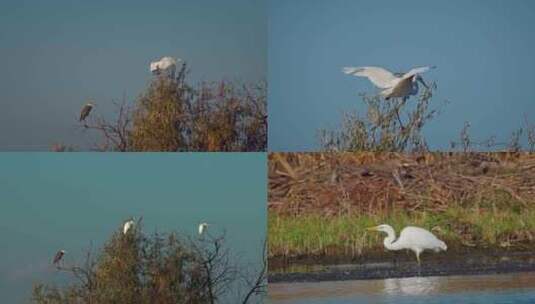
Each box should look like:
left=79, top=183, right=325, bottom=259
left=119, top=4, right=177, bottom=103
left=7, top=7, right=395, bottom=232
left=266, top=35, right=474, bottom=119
left=383, top=276, right=440, bottom=296
left=270, top=272, right=535, bottom=303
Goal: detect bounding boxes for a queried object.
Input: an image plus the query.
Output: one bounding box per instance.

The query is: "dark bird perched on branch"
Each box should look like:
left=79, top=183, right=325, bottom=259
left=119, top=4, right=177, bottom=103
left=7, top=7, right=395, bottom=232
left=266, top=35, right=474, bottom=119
left=52, top=249, right=66, bottom=267
left=79, top=103, right=94, bottom=122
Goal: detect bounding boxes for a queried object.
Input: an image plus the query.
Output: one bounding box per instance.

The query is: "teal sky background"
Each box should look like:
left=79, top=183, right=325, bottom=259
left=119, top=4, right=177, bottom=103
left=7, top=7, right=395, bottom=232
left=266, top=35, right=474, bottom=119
left=0, top=153, right=266, bottom=303
left=0, top=0, right=266, bottom=151
left=269, top=0, right=535, bottom=151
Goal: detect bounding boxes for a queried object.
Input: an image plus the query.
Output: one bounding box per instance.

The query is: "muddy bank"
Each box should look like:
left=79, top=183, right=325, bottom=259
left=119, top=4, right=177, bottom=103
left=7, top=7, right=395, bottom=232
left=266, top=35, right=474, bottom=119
left=269, top=251, right=535, bottom=283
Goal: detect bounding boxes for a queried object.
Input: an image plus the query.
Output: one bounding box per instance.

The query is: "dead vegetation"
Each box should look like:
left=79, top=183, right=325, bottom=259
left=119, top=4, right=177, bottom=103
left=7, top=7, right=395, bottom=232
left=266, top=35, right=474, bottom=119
left=269, top=153, right=535, bottom=216
left=268, top=152, right=535, bottom=261
left=318, top=84, right=444, bottom=152
left=451, top=117, right=535, bottom=152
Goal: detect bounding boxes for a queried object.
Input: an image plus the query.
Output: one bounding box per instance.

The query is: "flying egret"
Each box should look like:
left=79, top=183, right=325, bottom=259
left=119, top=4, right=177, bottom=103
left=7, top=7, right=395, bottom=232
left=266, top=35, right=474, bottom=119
left=198, top=222, right=210, bottom=236
left=367, top=224, right=447, bottom=264
left=79, top=102, right=94, bottom=122
left=150, top=56, right=180, bottom=78
left=52, top=249, right=66, bottom=267
left=342, top=66, right=435, bottom=101
left=123, top=218, right=135, bottom=235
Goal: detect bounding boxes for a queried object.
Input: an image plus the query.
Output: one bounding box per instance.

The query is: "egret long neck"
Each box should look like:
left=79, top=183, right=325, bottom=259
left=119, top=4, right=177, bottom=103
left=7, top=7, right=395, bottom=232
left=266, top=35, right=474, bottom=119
left=383, top=228, right=403, bottom=251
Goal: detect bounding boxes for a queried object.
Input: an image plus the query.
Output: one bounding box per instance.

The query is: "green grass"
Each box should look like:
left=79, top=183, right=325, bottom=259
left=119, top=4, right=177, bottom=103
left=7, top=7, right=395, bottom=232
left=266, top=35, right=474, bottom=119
left=268, top=206, right=535, bottom=259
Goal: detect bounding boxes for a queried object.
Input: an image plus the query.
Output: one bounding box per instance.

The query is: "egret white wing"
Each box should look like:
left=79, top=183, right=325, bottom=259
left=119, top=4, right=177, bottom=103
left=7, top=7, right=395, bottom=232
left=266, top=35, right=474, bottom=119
left=402, top=66, right=435, bottom=79
left=123, top=221, right=134, bottom=234
left=400, top=226, right=444, bottom=249
left=150, top=62, right=159, bottom=72
left=342, top=66, right=397, bottom=89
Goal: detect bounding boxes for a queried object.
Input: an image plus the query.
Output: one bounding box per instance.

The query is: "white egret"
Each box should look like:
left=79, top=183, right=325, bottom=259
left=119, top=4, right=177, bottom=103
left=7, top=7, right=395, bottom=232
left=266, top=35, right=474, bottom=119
left=123, top=218, right=135, bottom=235
left=342, top=66, right=435, bottom=101
left=150, top=56, right=180, bottom=78
left=52, top=249, right=66, bottom=266
left=79, top=102, right=94, bottom=121
left=198, top=222, right=210, bottom=236
left=367, top=224, right=447, bottom=264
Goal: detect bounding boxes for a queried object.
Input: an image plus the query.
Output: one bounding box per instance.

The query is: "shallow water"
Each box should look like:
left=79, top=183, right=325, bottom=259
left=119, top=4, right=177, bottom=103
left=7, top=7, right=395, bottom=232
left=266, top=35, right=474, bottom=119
left=269, top=272, right=535, bottom=303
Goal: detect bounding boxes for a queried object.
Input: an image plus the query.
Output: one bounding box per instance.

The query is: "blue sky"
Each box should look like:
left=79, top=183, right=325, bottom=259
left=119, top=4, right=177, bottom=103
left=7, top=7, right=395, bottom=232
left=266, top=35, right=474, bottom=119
left=269, top=0, right=535, bottom=151
left=0, top=153, right=266, bottom=303
left=0, top=0, right=266, bottom=150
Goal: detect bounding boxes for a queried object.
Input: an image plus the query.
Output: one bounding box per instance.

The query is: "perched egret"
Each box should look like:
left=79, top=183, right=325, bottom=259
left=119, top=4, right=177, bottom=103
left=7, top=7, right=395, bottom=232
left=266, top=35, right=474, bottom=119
left=52, top=249, right=66, bottom=266
left=79, top=103, right=94, bottom=121
left=367, top=224, right=447, bottom=264
left=150, top=56, right=180, bottom=78
left=198, top=222, right=210, bottom=236
left=123, top=218, right=135, bottom=235
left=342, top=66, right=435, bottom=101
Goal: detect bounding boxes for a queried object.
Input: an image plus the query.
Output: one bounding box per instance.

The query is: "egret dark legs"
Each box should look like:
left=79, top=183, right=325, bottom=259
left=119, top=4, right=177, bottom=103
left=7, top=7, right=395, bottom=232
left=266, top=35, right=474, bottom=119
left=396, top=97, right=407, bottom=129
left=416, top=251, right=422, bottom=276
left=395, top=110, right=404, bottom=129
left=387, top=96, right=406, bottom=129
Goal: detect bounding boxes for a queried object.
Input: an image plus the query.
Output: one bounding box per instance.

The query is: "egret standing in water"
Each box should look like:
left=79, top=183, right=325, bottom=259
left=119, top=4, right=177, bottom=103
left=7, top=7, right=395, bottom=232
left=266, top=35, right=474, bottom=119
left=367, top=224, right=447, bottom=265
left=198, top=222, right=210, bottom=236
left=123, top=218, right=135, bottom=235
left=342, top=66, right=434, bottom=101
left=52, top=249, right=66, bottom=268
left=79, top=102, right=94, bottom=122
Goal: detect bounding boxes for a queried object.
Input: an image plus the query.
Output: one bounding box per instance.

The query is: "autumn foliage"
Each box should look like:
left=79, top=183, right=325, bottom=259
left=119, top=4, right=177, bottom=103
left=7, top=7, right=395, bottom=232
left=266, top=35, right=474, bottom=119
left=79, top=64, right=266, bottom=152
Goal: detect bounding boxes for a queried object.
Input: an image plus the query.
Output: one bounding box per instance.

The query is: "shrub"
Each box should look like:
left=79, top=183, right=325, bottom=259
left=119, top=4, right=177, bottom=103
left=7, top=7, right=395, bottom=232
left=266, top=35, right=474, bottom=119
left=318, top=83, right=443, bottom=152
left=79, top=63, right=267, bottom=152
left=32, top=220, right=266, bottom=304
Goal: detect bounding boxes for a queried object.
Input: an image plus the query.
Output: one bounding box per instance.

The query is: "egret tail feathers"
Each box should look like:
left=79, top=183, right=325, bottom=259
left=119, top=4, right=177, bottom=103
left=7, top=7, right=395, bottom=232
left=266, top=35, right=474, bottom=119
left=342, top=67, right=364, bottom=76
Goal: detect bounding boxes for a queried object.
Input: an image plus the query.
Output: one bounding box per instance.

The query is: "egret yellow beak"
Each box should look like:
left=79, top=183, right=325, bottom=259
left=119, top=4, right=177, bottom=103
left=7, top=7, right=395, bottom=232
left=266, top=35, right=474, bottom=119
left=366, top=226, right=379, bottom=231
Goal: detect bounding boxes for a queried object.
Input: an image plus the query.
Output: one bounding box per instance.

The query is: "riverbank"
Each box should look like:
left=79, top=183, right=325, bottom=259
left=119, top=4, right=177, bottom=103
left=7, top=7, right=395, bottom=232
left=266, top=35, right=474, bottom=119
left=269, top=251, right=535, bottom=283
left=269, top=209, right=535, bottom=261
left=268, top=153, right=535, bottom=283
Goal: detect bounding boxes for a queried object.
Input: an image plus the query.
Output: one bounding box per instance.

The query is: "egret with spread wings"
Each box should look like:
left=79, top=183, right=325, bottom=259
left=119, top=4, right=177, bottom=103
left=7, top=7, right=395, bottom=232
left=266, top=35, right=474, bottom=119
left=342, top=66, right=435, bottom=101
